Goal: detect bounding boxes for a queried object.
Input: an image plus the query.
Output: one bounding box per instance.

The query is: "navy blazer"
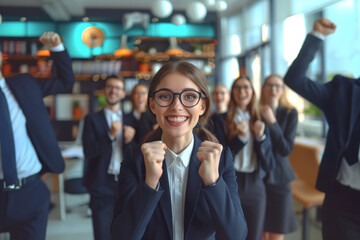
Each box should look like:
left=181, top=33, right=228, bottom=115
left=284, top=34, right=360, bottom=193
left=111, top=134, right=247, bottom=240
left=5, top=50, right=74, bottom=174
left=266, top=106, right=298, bottom=185
left=211, top=113, right=274, bottom=179
left=82, top=109, right=133, bottom=196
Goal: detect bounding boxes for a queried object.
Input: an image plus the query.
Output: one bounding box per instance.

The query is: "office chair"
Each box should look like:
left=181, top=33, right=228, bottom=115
left=62, top=120, right=90, bottom=216
left=63, top=158, right=89, bottom=213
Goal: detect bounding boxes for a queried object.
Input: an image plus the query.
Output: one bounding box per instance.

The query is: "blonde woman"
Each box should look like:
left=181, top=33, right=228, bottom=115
left=260, top=74, right=298, bottom=240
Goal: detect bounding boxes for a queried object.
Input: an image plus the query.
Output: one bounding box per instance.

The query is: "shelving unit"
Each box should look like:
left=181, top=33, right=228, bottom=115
left=1, top=36, right=218, bottom=119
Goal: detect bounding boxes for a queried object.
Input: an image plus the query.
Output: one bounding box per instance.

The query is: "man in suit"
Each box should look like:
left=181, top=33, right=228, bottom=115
left=82, top=75, right=136, bottom=240
left=284, top=17, right=360, bottom=240
left=0, top=32, right=75, bottom=240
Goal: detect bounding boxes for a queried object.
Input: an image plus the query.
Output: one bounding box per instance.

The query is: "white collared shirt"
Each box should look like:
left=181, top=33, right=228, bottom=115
left=104, top=108, right=123, bottom=175
left=0, top=43, right=65, bottom=180
left=165, top=135, right=193, bottom=240
left=0, top=77, right=42, bottom=179
left=233, top=108, right=257, bottom=172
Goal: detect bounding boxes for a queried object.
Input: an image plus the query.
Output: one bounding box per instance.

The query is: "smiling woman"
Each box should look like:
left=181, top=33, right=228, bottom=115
left=111, top=61, right=248, bottom=240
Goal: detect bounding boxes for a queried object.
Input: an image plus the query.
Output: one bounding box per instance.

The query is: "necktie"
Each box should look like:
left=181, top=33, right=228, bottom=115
left=344, top=113, right=360, bottom=165
left=0, top=87, right=18, bottom=185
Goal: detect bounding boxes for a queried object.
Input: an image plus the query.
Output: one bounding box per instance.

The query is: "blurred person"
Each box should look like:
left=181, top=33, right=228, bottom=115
left=129, top=83, right=148, bottom=121
left=260, top=74, right=298, bottom=240
left=82, top=75, right=135, bottom=240
left=0, top=32, right=75, bottom=240
left=127, top=83, right=157, bottom=144
left=111, top=62, right=247, bottom=240
left=284, top=17, right=360, bottom=240
left=211, top=75, right=274, bottom=240
left=212, top=84, right=230, bottom=114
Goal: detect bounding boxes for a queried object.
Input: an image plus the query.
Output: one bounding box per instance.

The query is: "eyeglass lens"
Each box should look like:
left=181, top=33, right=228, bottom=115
left=153, top=89, right=202, bottom=108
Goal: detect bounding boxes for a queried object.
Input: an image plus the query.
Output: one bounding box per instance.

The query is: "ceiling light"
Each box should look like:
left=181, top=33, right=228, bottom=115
left=151, top=0, right=173, bottom=18
left=36, top=48, right=50, bottom=57
left=42, top=0, right=71, bottom=21
left=215, top=0, right=228, bottom=12
left=114, top=35, right=132, bottom=58
left=166, top=37, right=184, bottom=56
left=171, top=14, right=186, bottom=26
left=186, top=1, right=207, bottom=23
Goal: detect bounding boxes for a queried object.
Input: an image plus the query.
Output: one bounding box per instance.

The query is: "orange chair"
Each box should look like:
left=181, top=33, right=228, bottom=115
left=289, top=140, right=325, bottom=240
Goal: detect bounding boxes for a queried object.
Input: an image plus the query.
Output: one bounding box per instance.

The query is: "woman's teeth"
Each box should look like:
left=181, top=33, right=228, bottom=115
left=167, top=116, right=187, bottom=123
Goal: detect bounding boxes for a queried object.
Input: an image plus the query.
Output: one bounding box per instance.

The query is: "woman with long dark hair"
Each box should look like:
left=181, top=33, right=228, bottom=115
left=212, top=75, right=274, bottom=240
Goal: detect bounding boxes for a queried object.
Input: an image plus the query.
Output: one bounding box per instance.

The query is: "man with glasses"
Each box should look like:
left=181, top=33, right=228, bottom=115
left=82, top=75, right=136, bottom=240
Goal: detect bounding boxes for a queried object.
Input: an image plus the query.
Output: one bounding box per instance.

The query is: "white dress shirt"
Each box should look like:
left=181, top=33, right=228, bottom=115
left=233, top=108, right=257, bottom=172
left=0, top=77, right=42, bottom=179
left=0, top=43, right=65, bottom=180
left=164, top=135, right=193, bottom=240
left=104, top=108, right=123, bottom=175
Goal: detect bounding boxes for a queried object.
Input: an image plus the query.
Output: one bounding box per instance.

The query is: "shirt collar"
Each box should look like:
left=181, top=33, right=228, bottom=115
left=236, top=107, right=250, bottom=121
left=0, top=77, right=6, bottom=89
left=104, top=108, right=122, bottom=119
left=164, top=134, right=194, bottom=168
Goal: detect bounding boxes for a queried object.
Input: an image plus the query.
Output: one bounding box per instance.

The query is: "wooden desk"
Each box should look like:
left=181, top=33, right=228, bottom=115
left=289, top=137, right=325, bottom=240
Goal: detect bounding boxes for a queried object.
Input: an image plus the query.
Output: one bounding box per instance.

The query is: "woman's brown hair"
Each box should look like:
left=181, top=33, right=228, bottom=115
left=130, top=83, right=149, bottom=108
left=225, top=75, right=260, bottom=142
left=144, top=61, right=218, bottom=143
left=260, top=74, right=294, bottom=112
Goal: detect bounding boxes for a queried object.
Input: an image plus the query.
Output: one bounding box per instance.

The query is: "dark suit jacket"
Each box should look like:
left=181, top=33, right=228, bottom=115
left=211, top=112, right=274, bottom=179
left=136, top=110, right=157, bottom=144
left=82, top=109, right=133, bottom=196
left=5, top=50, right=74, bottom=174
left=124, top=110, right=157, bottom=145
left=111, top=134, right=248, bottom=240
left=284, top=34, right=360, bottom=193
left=266, top=106, right=298, bottom=185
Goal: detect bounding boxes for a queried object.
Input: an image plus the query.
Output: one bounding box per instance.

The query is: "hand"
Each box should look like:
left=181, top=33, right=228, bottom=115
left=109, top=121, right=122, bottom=138
left=123, top=125, right=135, bottom=143
left=197, top=141, right=222, bottom=186
left=39, top=32, right=62, bottom=48
left=260, top=105, right=276, bottom=125
left=253, top=120, right=265, bottom=139
left=236, top=121, right=248, bottom=138
left=141, top=141, right=166, bottom=189
left=313, top=17, right=337, bottom=36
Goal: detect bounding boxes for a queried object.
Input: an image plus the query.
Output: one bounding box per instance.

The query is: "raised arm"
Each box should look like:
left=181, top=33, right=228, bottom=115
left=37, top=32, right=75, bottom=95
left=284, top=18, right=336, bottom=109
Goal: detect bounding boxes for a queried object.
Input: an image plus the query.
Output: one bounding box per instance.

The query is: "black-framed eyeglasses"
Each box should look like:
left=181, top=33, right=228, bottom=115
left=152, top=88, right=206, bottom=108
left=105, top=85, right=124, bottom=91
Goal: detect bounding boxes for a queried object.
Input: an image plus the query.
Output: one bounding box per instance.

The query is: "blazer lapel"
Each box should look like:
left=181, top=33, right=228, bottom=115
left=346, top=83, right=360, bottom=146
left=158, top=160, right=173, bottom=239
left=97, top=109, right=110, bottom=131
left=184, top=135, right=203, bottom=238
